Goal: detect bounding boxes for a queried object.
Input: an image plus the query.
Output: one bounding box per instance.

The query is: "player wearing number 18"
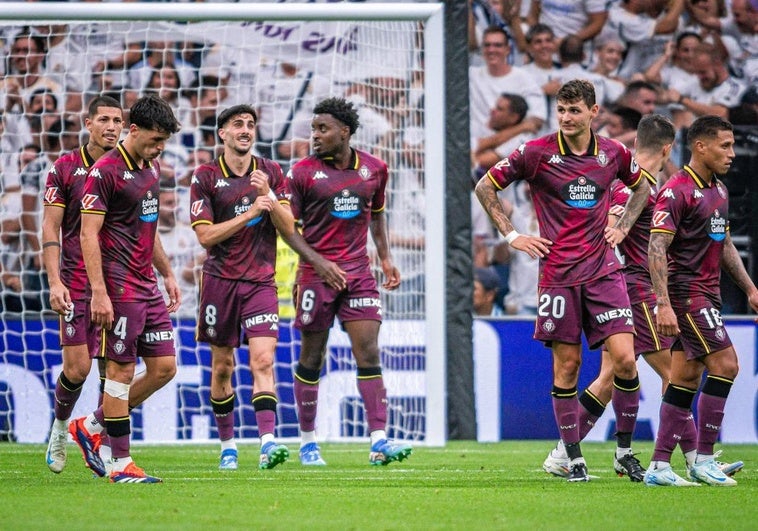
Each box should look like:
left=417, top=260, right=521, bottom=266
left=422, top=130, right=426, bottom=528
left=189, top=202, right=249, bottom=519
left=190, top=104, right=295, bottom=471
left=475, top=79, right=651, bottom=482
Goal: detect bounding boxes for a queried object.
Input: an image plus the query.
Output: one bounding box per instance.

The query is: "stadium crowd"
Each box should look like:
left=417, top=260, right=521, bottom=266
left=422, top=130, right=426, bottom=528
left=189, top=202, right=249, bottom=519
left=0, top=0, right=756, bottom=318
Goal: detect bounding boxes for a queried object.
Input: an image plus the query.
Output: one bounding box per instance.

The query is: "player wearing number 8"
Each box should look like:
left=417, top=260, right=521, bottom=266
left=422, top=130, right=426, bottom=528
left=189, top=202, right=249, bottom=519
left=190, top=104, right=295, bottom=470
left=476, top=80, right=651, bottom=482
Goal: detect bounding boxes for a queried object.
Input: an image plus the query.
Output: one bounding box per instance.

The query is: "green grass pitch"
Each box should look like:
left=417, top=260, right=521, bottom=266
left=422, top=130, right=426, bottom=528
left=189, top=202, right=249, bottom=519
left=2, top=440, right=757, bottom=530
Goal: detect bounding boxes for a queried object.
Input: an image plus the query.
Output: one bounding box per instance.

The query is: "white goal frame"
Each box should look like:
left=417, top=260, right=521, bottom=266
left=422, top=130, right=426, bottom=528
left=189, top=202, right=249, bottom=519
left=0, top=1, right=446, bottom=446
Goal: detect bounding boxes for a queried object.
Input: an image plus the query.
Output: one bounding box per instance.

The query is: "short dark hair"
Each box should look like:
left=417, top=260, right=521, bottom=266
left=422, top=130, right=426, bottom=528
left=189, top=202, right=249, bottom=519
left=624, top=80, right=657, bottom=97
left=29, top=88, right=57, bottom=109
left=88, top=95, right=122, bottom=118
left=217, top=104, right=258, bottom=131
left=636, top=113, right=675, bottom=151
left=313, top=97, right=360, bottom=135
left=128, top=94, right=180, bottom=134
left=687, top=115, right=733, bottom=146
left=500, top=93, right=528, bottom=123
left=526, top=23, right=554, bottom=43
left=559, top=35, right=584, bottom=64
left=482, top=25, right=510, bottom=45
left=612, top=106, right=643, bottom=132
left=557, top=79, right=596, bottom=107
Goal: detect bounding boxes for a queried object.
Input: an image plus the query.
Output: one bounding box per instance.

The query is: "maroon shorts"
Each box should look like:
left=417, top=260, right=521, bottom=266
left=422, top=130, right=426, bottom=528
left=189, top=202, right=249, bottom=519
left=631, top=297, right=674, bottom=357
left=671, top=295, right=732, bottom=360
left=103, top=296, right=176, bottom=363
left=293, top=264, right=381, bottom=332
left=534, top=271, right=635, bottom=349
left=59, top=298, right=103, bottom=359
left=196, top=274, right=279, bottom=347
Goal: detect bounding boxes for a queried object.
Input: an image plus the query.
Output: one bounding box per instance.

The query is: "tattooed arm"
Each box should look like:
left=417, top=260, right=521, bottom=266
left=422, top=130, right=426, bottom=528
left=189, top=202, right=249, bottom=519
left=474, top=175, right=552, bottom=259
left=605, top=178, right=651, bottom=248
left=648, top=231, right=679, bottom=336
left=721, top=233, right=758, bottom=313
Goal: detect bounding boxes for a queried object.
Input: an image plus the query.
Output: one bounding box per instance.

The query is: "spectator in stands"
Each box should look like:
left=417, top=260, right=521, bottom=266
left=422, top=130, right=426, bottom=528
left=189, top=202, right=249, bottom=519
left=473, top=266, right=505, bottom=317
left=643, top=32, right=703, bottom=99
left=470, top=26, right=546, bottom=144
left=590, top=34, right=626, bottom=82
left=34, top=24, right=89, bottom=113
left=729, top=84, right=758, bottom=125
left=526, top=0, right=609, bottom=62
left=598, top=105, right=642, bottom=149
left=558, top=35, right=625, bottom=109
left=605, top=0, right=685, bottom=80
left=616, top=80, right=659, bottom=117
left=179, top=79, right=221, bottom=151
left=521, top=23, right=561, bottom=134
left=472, top=92, right=531, bottom=174
left=668, top=42, right=747, bottom=127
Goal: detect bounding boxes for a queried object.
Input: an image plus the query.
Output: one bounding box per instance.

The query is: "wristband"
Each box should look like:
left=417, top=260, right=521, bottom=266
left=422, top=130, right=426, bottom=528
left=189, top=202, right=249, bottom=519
left=267, top=190, right=277, bottom=202
left=42, top=241, right=61, bottom=248
left=504, top=230, right=520, bottom=244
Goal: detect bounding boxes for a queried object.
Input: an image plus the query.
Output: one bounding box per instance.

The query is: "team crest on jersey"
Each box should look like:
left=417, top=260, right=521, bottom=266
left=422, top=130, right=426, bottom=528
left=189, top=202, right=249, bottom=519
left=90, top=168, right=102, bottom=179
left=191, top=199, right=204, bottom=217
left=65, top=323, right=75, bottom=337
left=542, top=319, right=555, bottom=333
left=139, top=190, right=159, bottom=222
left=44, top=187, right=59, bottom=204
left=330, top=189, right=361, bottom=219
left=652, top=211, right=670, bottom=227
left=215, top=179, right=230, bottom=188
left=715, top=327, right=725, bottom=341
left=206, top=326, right=216, bottom=338
left=301, top=312, right=312, bottom=325
left=561, top=176, right=599, bottom=209
left=313, top=171, right=328, bottom=180
left=81, top=194, right=99, bottom=210
left=122, top=170, right=134, bottom=180
left=597, top=151, right=608, bottom=167
left=74, top=167, right=87, bottom=177
left=359, top=165, right=370, bottom=180
left=708, top=209, right=726, bottom=241
left=113, top=340, right=125, bottom=355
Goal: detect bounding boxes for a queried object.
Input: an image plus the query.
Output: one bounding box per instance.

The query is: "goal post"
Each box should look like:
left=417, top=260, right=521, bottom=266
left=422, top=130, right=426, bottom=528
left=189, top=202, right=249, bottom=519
left=0, top=2, right=446, bottom=446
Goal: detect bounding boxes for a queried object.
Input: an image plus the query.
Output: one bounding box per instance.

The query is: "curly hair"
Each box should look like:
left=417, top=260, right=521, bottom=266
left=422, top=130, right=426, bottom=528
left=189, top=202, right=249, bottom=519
left=313, top=97, right=360, bottom=135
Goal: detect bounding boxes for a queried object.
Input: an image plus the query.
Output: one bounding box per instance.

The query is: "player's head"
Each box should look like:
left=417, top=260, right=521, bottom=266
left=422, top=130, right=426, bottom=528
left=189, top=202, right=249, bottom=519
left=311, top=97, right=360, bottom=158
left=686, top=115, right=735, bottom=175
left=556, top=79, right=598, bottom=136
left=127, top=95, right=181, bottom=162
left=635, top=113, right=675, bottom=170
left=216, top=104, right=258, bottom=155
left=85, top=95, right=124, bottom=152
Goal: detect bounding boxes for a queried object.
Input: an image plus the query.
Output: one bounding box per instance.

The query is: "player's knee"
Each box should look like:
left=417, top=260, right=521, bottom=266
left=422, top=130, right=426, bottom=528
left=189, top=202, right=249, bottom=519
left=250, top=351, right=274, bottom=374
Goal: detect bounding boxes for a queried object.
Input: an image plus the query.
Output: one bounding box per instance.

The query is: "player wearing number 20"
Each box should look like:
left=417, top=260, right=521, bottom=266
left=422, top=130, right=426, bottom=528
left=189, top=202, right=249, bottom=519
left=475, top=79, right=651, bottom=482
left=190, top=104, right=295, bottom=471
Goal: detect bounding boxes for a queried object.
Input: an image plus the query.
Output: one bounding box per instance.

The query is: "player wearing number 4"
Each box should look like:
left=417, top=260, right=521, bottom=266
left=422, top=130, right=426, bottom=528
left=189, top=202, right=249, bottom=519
left=42, top=96, right=124, bottom=474
left=644, top=116, right=758, bottom=487
left=285, top=97, right=412, bottom=466
left=72, top=95, right=182, bottom=484
left=476, top=79, right=651, bottom=482
left=190, top=104, right=295, bottom=471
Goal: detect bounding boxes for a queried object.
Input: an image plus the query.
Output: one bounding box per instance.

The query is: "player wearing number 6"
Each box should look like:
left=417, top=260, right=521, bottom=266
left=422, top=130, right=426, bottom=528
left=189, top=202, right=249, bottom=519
left=476, top=79, right=651, bottom=482
left=190, top=104, right=295, bottom=471
left=284, top=97, right=411, bottom=466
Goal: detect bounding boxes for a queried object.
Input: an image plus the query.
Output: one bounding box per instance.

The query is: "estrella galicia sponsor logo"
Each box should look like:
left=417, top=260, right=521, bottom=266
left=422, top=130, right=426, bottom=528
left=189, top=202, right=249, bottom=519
left=330, top=189, right=361, bottom=219
left=708, top=209, right=726, bottom=241
left=561, top=176, right=599, bottom=209
left=595, top=307, right=633, bottom=324
left=139, top=190, right=159, bottom=222
left=234, top=196, right=262, bottom=226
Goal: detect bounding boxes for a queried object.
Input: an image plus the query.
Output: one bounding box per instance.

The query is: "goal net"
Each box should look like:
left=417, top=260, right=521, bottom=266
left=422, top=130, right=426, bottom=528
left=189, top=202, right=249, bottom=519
left=0, top=2, right=446, bottom=445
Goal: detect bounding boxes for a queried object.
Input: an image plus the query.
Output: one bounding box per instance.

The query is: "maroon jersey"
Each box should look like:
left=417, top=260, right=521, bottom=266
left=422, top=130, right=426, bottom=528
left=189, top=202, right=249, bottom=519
left=609, top=169, right=658, bottom=303
left=189, top=154, right=287, bottom=282
left=486, top=131, right=643, bottom=287
left=287, top=148, right=388, bottom=271
left=80, top=142, right=162, bottom=302
left=43, top=146, right=97, bottom=300
left=651, top=165, right=729, bottom=301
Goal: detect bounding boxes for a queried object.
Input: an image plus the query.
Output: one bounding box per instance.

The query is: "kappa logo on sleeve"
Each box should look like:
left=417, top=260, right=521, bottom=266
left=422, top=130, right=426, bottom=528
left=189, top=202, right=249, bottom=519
left=44, top=187, right=59, bottom=204
left=652, top=211, right=670, bottom=227
left=190, top=199, right=204, bottom=217
left=81, top=194, right=99, bottom=210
